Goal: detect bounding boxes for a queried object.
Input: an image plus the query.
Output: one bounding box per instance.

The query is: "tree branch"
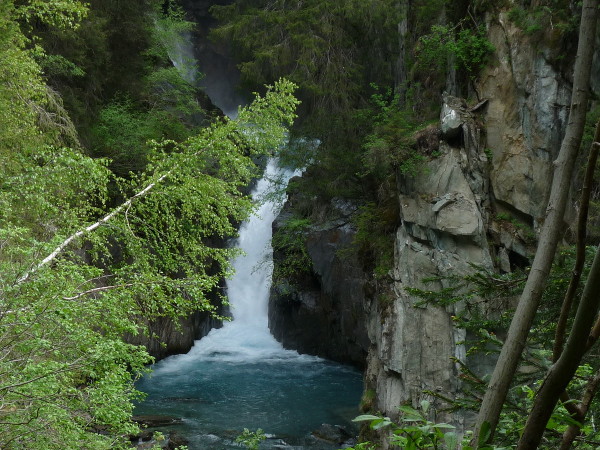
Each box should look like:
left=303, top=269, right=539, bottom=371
left=16, top=172, right=170, bottom=285
left=560, top=370, right=600, bottom=449
left=518, top=244, right=600, bottom=448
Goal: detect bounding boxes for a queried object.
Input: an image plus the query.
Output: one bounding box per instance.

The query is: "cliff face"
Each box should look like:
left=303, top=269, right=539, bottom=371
left=365, top=135, right=493, bottom=425
left=126, top=307, right=223, bottom=361
left=482, top=13, right=574, bottom=226
left=268, top=15, right=597, bottom=431
left=269, top=201, right=370, bottom=368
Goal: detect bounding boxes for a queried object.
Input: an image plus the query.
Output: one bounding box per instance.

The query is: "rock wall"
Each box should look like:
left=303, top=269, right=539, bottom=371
left=364, top=138, right=494, bottom=428
left=365, top=16, right=585, bottom=429
left=268, top=200, right=370, bottom=368
left=268, top=13, right=598, bottom=437
left=481, top=13, right=574, bottom=227
left=126, top=308, right=223, bottom=361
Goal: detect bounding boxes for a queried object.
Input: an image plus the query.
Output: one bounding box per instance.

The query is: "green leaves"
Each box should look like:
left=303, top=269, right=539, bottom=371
left=272, top=216, right=312, bottom=284
left=349, top=403, right=459, bottom=450
left=15, top=0, right=88, bottom=29
left=418, top=23, right=495, bottom=79
left=0, top=2, right=297, bottom=448
left=0, top=27, right=298, bottom=443
left=235, top=428, right=266, bottom=450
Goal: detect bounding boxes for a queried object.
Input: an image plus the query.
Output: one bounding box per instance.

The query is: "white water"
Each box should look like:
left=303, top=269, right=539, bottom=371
left=151, top=160, right=307, bottom=374
left=141, top=21, right=363, bottom=448
left=137, top=161, right=362, bottom=449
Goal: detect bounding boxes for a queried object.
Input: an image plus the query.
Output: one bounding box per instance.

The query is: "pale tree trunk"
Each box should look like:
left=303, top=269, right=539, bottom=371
left=472, top=0, right=599, bottom=444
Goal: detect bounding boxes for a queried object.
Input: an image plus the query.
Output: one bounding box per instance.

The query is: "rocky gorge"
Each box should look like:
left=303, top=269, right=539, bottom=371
left=131, top=1, right=600, bottom=446
left=267, top=11, right=598, bottom=441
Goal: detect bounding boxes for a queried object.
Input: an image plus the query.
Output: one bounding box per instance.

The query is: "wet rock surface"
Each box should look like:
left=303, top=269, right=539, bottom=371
left=268, top=199, right=369, bottom=368
left=125, top=306, right=223, bottom=361
left=311, top=424, right=353, bottom=445
left=132, top=415, right=184, bottom=427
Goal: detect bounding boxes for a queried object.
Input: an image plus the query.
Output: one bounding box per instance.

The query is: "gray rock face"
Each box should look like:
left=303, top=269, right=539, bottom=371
left=361, top=17, right=590, bottom=433
left=480, top=13, right=572, bottom=224
left=126, top=311, right=222, bottom=361
left=399, top=147, right=486, bottom=243
left=364, top=143, right=492, bottom=432
left=268, top=199, right=369, bottom=368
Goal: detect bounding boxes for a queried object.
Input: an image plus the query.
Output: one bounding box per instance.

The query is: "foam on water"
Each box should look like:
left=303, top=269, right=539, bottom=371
left=136, top=160, right=363, bottom=448
left=151, top=160, right=306, bottom=371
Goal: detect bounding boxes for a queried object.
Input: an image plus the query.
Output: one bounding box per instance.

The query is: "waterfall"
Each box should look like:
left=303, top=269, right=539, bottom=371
left=167, top=31, right=197, bottom=85
left=157, top=20, right=198, bottom=85
left=137, top=12, right=363, bottom=449
left=154, top=13, right=299, bottom=363
left=182, top=160, right=300, bottom=361
left=225, top=160, right=288, bottom=328
left=158, top=11, right=244, bottom=117
left=150, top=160, right=302, bottom=371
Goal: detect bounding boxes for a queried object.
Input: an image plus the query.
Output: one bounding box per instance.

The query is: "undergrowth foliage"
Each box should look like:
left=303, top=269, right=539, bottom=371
left=271, top=216, right=312, bottom=285
left=399, top=246, right=600, bottom=448
left=0, top=30, right=299, bottom=444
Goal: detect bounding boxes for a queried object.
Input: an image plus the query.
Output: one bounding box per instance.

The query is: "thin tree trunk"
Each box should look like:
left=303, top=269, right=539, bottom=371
left=472, top=0, right=599, bottom=444
left=517, top=244, right=600, bottom=448
left=554, top=123, right=600, bottom=361
left=560, top=370, right=600, bottom=449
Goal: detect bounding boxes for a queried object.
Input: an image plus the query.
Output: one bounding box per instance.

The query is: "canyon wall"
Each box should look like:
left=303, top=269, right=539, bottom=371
left=268, top=14, right=595, bottom=435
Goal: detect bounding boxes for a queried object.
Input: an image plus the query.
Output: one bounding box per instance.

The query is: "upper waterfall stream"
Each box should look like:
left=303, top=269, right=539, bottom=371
left=135, top=161, right=363, bottom=449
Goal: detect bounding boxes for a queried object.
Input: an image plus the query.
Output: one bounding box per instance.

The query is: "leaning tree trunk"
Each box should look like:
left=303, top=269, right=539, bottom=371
left=472, top=0, right=599, bottom=444
left=517, top=244, right=600, bottom=448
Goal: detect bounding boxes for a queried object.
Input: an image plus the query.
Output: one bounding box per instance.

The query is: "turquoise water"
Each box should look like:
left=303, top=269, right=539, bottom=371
left=135, top=162, right=363, bottom=449
left=135, top=348, right=363, bottom=448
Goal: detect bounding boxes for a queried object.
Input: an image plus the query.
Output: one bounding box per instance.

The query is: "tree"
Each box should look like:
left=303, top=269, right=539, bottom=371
left=472, top=0, right=599, bottom=444
left=0, top=77, right=298, bottom=449
left=210, top=0, right=399, bottom=117
left=0, top=0, right=301, bottom=446
left=517, top=240, right=600, bottom=447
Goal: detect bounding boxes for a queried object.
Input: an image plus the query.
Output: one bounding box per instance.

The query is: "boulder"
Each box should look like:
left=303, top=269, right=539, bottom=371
left=311, top=424, right=353, bottom=445
left=440, top=99, right=464, bottom=139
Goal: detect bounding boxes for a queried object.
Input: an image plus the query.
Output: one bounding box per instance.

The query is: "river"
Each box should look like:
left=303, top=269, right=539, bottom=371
left=134, top=161, right=363, bottom=449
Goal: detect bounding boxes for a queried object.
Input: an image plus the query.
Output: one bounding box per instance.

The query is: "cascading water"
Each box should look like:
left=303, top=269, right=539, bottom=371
left=135, top=161, right=363, bottom=449
left=170, top=160, right=300, bottom=361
